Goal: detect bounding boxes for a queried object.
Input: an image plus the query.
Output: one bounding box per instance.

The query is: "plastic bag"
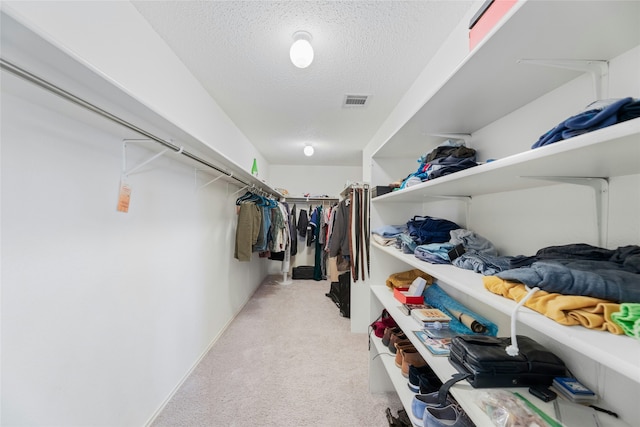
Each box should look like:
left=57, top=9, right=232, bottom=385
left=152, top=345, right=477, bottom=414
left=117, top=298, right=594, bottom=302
left=475, top=390, right=550, bottom=427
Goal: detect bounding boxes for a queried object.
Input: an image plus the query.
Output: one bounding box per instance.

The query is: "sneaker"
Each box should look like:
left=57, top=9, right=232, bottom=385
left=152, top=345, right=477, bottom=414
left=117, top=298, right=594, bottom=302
left=423, top=404, right=474, bottom=427
left=411, top=392, right=453, bottom=421
left=408, top=365, right=439, bottom=393
left=419, top=373, right=443, bottom=394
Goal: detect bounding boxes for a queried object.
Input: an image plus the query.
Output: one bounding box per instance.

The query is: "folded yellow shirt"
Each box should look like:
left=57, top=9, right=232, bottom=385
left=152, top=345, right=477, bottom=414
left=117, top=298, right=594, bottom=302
left=483, top=276, right=623, bottom=335
left=386, top=269, right=433, bottom=290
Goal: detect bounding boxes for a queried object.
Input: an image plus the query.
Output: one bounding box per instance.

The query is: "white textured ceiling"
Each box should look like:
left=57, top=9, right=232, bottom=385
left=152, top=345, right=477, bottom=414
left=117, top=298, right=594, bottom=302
left=131, top=1, right=474, bottom=166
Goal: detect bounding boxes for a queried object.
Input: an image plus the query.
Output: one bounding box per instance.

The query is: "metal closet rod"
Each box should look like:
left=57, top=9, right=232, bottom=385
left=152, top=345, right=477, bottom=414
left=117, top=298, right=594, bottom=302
left=0, top=57, right=272, bottom=194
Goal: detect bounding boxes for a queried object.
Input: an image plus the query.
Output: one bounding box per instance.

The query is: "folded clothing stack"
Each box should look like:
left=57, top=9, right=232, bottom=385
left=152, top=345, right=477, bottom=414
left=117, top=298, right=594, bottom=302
left=532, top=97, right=640, bottom=148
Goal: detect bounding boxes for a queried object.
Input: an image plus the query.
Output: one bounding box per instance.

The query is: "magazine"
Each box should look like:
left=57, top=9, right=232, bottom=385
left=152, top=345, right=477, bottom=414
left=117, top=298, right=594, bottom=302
left=423, top=327, right=455, bottom=339
left=412, top=330, right=451, bottom=356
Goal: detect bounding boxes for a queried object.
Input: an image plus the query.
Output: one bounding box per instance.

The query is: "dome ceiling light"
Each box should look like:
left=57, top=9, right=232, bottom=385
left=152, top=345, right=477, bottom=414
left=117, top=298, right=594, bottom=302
left=303, top=145, right=314, bottom=156
left=290, top=31, right=314, bottom=68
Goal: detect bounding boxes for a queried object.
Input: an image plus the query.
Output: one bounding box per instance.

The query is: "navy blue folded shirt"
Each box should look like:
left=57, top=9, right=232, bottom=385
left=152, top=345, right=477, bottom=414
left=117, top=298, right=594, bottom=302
left=532, top=97, right=637, bottom=148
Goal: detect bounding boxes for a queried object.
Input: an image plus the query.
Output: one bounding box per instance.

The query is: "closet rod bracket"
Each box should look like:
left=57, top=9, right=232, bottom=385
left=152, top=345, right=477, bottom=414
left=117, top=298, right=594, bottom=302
left=521, top=176, right=609, bottom=247
left=122, top=139, right=184, bottom=177
left=231, top=184, right=251, bottom=196
left=195, top=169, right=227, bottom=190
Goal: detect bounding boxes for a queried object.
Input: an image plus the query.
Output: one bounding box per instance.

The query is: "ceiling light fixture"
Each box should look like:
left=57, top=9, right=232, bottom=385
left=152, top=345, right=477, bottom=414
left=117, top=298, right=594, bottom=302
left=290, top=31, right=314, bottom=68
left=303, top=145, right=314, bottom=156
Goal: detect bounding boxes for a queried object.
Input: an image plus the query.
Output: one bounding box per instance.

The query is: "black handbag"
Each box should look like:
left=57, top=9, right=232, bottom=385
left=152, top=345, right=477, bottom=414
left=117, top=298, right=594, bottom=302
left=437, top=335, right=566, bottom=404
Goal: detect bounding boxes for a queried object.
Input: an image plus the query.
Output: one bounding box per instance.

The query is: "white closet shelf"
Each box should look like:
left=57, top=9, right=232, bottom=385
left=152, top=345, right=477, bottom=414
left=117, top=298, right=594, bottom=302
left=370, top=331, right=501, bottom=427
left=372, top=118, right=640, bottom=202
left=371, top=243, right=640, bottom=383
left=373, top=0, right=640, bottom=158
left=370, top=309, right=498, bottom=426
left=371, top=284, right=630, bottom=427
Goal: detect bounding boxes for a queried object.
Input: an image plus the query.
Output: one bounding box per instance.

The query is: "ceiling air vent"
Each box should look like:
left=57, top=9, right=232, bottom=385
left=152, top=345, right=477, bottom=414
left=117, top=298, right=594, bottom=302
left=343, top=94, right=369, bottom=108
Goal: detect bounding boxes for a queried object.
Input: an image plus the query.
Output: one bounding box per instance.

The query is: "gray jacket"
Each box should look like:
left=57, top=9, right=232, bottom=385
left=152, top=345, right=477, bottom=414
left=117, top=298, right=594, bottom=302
left=328, top=199, right=350, bottom=258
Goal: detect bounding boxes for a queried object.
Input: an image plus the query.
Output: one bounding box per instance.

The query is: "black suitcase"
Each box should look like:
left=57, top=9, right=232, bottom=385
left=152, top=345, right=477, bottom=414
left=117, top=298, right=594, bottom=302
left=325, top=272, right=351, bottom=317
left=292, top=266, right=314, bottom=279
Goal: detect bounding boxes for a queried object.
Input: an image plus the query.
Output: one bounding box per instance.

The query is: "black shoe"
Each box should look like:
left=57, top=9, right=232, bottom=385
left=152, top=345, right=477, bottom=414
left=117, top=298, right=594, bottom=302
left=408, top=364, right=439, bottom=393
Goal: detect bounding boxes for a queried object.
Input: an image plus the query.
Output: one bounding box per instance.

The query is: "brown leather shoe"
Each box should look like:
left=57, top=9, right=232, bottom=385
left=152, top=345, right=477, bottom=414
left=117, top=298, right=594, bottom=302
left=388, top=331, right=408, bottom=354
left=401, top=348, right=427, bottom=377
left=394, top=342, right=415, bottom=368
left=382, top=327, right=401, bottom=347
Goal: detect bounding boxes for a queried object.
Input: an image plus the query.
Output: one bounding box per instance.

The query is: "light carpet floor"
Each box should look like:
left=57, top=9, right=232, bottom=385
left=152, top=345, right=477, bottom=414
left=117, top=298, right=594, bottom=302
left=150, top=276, right=402, bottom=427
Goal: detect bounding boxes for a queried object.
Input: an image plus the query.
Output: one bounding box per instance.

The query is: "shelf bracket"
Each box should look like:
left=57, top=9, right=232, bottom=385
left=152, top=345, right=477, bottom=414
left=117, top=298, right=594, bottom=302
left=195, top=169, right=227, bottom=190
left=520, top=176, right=609, bottom=247
left=122, top=139, right=183, bottom=177
left=517, top=59, right=609, bottom=101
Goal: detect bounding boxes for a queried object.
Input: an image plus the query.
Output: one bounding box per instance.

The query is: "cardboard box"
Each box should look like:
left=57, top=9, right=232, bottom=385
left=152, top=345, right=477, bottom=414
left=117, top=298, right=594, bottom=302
left=393, top=287, right=424, bottom=304
left=469, top=0, right=517, bottom=51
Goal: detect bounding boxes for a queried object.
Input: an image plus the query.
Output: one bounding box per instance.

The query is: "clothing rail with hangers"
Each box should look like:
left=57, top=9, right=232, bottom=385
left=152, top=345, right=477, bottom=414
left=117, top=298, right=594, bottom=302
left=283, top=197, right=339, bottom=204
left=0, top=57, right=282, bottom=200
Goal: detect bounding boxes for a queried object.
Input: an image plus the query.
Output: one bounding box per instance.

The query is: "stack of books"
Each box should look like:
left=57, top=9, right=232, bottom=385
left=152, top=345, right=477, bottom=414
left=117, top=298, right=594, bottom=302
left=411, top=307, right=452, bottom=329
left=398, top=303, right=429, bottom=316
left=552, top=377, right=598, bottom=403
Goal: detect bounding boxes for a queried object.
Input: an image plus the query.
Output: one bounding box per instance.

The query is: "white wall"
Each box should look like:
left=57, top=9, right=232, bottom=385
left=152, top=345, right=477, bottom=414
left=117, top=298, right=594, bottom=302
left=1, top=1, right=270, bottom=183
left=362, top=1, right=478, bottom=182
left=269, top=164, right=362, bottom=199
left=468, top=44, right=640, bottom=254
left=1, top=77, right=269, bottom=426
left=0, top=3, right=277, bottom=426
left=268, top=164, right=361, bottom=270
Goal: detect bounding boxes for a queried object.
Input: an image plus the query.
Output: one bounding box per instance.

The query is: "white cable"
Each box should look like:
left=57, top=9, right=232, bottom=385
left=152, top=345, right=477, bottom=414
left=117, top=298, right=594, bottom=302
left=506, top=286, right=540, bottom=356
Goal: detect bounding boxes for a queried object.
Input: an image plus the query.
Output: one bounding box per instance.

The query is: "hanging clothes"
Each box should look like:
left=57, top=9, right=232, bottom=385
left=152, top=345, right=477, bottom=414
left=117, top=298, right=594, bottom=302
left=327, top=186, right=370, bottom=281
left=297, top=209, right=308, bottom=238
left=307, top=206, right=320, bottom=247
left=234, top=191, right=265, bottom=262
left=269, top=202, right=291, bottom=254
left=328, top=199, right=350, bottom=259
left=290, top=204, right=298, bottom=256
left=352, top=185, right=371, bottom=281
left=350, top=189, right=358, bottom=280
left=313, top=205, right=323, bottom=281
left=234, top=202, right=261, bottom=262
left=234, top=190, right=279, bottom=262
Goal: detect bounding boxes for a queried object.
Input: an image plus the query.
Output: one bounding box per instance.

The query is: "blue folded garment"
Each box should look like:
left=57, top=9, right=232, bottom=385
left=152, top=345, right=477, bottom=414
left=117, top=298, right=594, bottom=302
left=449, top=229, right=497, bottom=256
left=532, top=97, right=634, bottom=148
left=453, top=252, right=514, bottom=275
left=496, top=259, right=640, bottom=303
left=372, top=224, right=407, bottom=238
left=415, top=243, right=455, bottom=264
left=564, top=97, right=632, bottom=129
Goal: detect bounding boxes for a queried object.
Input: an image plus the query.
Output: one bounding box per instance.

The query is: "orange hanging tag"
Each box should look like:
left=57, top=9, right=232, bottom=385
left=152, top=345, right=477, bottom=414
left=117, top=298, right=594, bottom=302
left=117, top=178, right=132, bottom=213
